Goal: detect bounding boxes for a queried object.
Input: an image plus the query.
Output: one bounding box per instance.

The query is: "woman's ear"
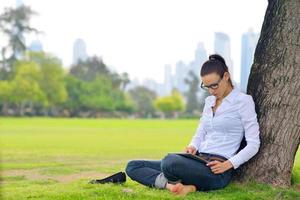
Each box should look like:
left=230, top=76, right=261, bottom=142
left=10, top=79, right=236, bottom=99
left=224, top=72, right=230, bottom=81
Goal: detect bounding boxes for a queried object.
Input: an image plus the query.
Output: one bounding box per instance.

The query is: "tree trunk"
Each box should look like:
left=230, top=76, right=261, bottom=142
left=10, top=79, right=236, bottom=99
left=17, top=102, right=25, bottom=116
left=2, top=101, right=9, bottom=115
left=234, top=0, right=300, bottom=187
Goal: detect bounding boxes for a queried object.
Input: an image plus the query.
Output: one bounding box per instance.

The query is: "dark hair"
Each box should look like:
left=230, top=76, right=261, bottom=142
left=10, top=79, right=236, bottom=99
left=200, top=54, right=233, bottom=87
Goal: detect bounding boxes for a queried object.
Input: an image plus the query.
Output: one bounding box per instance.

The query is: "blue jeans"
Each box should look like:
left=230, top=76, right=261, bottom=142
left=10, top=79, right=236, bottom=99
left=125, top=152, right=234, bottom=191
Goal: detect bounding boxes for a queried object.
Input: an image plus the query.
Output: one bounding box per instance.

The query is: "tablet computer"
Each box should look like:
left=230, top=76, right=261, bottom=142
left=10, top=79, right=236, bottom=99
left=170, top=153, right=209, bottom=164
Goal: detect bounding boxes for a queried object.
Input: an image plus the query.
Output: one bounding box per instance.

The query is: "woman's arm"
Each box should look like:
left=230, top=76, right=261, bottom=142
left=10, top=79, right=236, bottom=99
left=188, top=120, right=206, bottom=151
left=188, top=98, right=209, bottom=150
left=228, top=95, right=261, bottom=169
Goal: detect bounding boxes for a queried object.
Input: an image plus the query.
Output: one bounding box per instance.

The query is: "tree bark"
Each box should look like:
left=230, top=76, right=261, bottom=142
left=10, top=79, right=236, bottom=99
left=235, top=0, right=300, bottom=187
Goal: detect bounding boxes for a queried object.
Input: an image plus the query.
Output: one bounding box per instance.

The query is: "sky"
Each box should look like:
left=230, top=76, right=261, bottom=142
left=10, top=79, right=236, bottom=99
left=0, top=0, right=268, bottom=83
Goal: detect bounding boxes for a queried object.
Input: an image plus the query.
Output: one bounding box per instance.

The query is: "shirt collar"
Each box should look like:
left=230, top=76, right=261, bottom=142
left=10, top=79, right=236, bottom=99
left=223, top=88, right=239, bottom=103
left=207, top=88, right=239, bottom=106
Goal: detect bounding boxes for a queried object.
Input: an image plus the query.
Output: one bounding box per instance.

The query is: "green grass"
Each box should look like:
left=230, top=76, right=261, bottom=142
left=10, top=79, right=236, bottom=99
left=0, top=118, right=299, bottom=200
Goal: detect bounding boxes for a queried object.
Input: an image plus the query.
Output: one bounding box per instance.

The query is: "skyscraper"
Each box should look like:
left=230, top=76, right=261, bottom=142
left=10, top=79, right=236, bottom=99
left=16, top=0, right=23, bottom=7
left=175, top=60, right=188, bottom=93
left=190, top=42, right=207, bottom=76
left=164, top=64, right=173, bottom=95
left=164, top=42, right=207, bottom=97
left=240, top=30, right=259, bottom=92
left=73, top=38, right=87, bottom=64
left=214, top=32, right=234, bottom=76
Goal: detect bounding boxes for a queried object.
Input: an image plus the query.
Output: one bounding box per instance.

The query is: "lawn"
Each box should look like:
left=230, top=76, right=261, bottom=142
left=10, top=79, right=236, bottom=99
left=0, top=118, right=299, bottom=200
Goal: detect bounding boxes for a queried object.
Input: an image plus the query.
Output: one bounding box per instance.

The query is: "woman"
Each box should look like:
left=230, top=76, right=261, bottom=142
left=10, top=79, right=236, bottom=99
left=125, top=54, right=260, bottom=196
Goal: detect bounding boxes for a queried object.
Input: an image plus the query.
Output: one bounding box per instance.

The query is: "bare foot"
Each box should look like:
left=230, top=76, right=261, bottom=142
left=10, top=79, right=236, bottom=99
left=166, top=183, right=182, bottom=193
left=173, top=183, right=196, bottom=196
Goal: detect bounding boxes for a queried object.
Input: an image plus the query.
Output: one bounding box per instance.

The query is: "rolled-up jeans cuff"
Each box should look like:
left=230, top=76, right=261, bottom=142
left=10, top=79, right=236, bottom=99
left=154, top=173, right=181, bottom=189
left=154, top=173, right=168, bottom=189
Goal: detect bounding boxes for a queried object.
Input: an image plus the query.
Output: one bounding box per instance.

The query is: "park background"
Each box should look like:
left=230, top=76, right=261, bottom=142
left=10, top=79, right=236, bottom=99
left=0, top=0, right=299, bottom=199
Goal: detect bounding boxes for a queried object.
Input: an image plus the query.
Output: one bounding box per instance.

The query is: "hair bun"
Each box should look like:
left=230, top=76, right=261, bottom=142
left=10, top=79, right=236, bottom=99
left=209, top=54, right=226, bottom=65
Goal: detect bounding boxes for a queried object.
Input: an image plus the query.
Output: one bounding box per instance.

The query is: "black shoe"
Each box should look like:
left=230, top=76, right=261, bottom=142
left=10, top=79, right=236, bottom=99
left=89, top=172, right=126, bottom=184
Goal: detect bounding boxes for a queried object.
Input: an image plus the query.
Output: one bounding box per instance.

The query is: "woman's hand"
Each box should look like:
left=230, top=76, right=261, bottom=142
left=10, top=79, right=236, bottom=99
left=206, top=160, right=233, bottom=174
left=184, top=146, right=197, bottom=155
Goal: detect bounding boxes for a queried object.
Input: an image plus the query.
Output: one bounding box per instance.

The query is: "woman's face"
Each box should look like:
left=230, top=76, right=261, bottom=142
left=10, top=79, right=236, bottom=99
left=201, top=72, right=230, bottom=100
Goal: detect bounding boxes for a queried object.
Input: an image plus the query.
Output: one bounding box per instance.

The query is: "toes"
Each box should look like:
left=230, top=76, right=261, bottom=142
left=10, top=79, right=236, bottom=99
left=170, top=187, right=177, bottom=193
left=174, top=183, right=184, bottom=193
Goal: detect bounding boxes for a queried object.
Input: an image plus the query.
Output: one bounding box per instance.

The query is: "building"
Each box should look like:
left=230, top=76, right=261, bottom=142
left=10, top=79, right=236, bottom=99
left=164, top=64, right=173, bottom=95
left=240, top=30, right=260, bottom=92
left=190, top=42, right=207, bottom=76
left=73, top=38, right=87, bottom=64
left=214, top=32, right=234, bottom=76
left=174, top=60, right=188, bottom=93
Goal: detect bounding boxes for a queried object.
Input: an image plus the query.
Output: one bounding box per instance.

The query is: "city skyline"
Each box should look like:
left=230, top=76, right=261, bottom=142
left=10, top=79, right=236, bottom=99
left=0, top=0, right=267, bottom=84
left=128, top=30, right=259, bottom=97
left=71, top=29, right=258, bottom=92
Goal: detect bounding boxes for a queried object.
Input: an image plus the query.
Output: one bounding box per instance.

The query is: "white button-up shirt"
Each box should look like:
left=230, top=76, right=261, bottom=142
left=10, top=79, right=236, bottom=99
left=189, top=88, right=260, bottom=169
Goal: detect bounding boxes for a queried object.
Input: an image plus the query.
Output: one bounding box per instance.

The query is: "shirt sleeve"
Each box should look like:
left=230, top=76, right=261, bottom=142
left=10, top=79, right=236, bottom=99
left=188, top=98, right=209, bottom=150
left=188, top=119, right=206, bottom=150
left=228, top=95, right=261, bottom=169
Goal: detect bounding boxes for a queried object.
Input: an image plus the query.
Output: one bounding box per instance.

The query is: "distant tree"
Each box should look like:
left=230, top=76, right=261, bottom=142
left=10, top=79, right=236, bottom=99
left=128, top=86, right=157, bottom=118
left=116, top=93, right=135, bottom=114
left=0, top=81, right=12, bottom=115
left=63, top=75, right=83, bottom=115
left=0, top=5, right=39, bottom=78
left=154, top=89, right=185, bottom=118
left=111, top=89, right=135, bottom=113
left=70, top=56, right=110, bottom=81
left=69, top=55, right=133, bottom=116
left=184, top=70, right=200, bottom=114
left=70, top=56, right=131, bottom=92
left=64, top=74, right=133, bottom=116
left=29, top=52, right=67, bottom=114
left=120, top=72, right=130, bottom=91
left=10, top=61, right=47, bottom=115
left=171, top=89, right=185, bottom=117
left=79, top=76, right=116, bottom=111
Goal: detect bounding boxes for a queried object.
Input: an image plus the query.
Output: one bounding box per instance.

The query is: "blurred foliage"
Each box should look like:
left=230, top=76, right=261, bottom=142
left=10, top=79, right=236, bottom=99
left=184, top=70, right=200, bottom=114
left=128, top=86, right=157, bottom=118
left=70, top=56, right=130, bottom=91
left=9, top=61, right=47, bottom=115
left=29, top=52, right=67, bottom=107
left=0, top=4, right=194, bottom=118
left=0, top=49, right=137, bottom=117
left=154, top=89, right=185, bottom=118
left=0, top=5, right=39, bottom=78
